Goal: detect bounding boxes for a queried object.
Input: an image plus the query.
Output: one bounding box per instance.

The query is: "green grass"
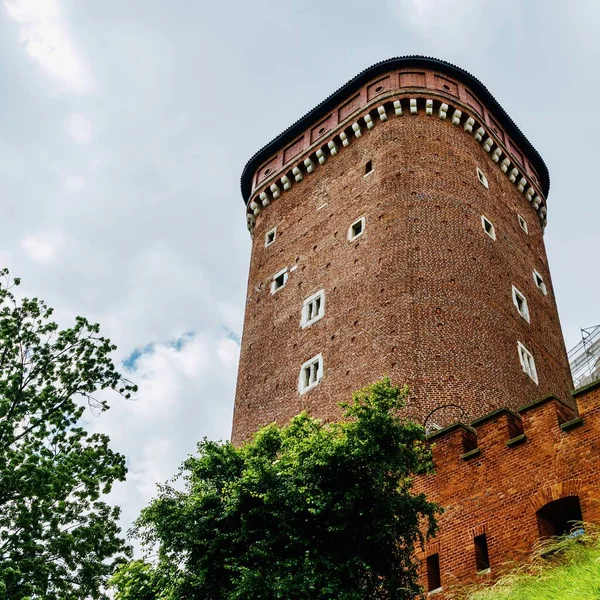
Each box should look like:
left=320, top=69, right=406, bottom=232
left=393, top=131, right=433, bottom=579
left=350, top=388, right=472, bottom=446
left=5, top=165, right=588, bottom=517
left=458, top=526, right=600, bottom=600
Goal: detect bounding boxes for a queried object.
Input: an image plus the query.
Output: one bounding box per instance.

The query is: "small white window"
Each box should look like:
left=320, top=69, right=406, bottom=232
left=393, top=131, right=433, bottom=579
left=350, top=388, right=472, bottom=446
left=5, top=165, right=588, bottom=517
left=348, top=216, right=366, bottom=241
left=517, top=214, right=528, bottom=234
left=477, top=167, right=489, bottom=189
left=301, top=290, right=325, bottom=328
left=298, top=354, right=323, bottom=394
left=481, top=216, right=496, bottom=240
left=265, top=227, right=277, bottom=247
left=517, top=342, right=538, bottom=384
left=270, top=267, right=288, bottom=294
left=512, top=286, right=530, bottom=322
left=533, top=270, right=547, bottom=295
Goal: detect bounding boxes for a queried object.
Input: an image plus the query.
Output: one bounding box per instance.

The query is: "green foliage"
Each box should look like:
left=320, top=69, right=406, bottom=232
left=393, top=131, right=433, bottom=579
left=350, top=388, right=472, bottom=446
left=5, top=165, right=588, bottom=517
left=112, top=378, right=440, bottom=600
left=460, top=527, right=600, bottom=600
left=0, top=269, right=137, bottom=599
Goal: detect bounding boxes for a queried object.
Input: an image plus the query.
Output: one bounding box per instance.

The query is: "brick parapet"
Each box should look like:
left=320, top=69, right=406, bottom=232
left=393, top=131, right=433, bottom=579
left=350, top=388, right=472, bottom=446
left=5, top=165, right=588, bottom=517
left=244, top=67, right=548, bottom=234
left=413, top=382, right=600, bottom=596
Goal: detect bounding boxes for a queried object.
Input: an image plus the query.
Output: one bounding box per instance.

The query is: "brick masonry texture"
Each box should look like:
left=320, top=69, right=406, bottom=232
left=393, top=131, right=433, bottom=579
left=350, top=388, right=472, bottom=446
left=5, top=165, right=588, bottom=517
left=414, top=380, right=600, bottom=597
left=232, top=93, right=572, bottom=445
left=231, top=63, right=599, bottom=595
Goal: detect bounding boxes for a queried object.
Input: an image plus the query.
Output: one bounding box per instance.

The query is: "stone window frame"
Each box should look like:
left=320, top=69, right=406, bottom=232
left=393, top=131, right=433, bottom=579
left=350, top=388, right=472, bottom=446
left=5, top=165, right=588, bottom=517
left=481, top=215, right=496, bottom=240
left=477, top=167, right=489, bottom=189
left=517, top=214, right=528, bottom=234
left=533, top=270, right=548, bottom=295
left=348, top=216, right=366, bottom=241
left=364, top=160, right=374, bottom=177
left=298, top=353, right=323, bottom=395
left=301, top=289, right=325, bottom=329
left=517, top=341, right=538, bottom=384
left=270, top=267, right=288, bottom=295
left=265, top=226, right=277, bottom=247
left=512, top=285, right=531, bottom=323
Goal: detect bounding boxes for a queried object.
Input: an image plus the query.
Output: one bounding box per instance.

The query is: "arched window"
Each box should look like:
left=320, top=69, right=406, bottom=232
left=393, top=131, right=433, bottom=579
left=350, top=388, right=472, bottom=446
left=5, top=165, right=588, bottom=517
left=536, top=496, right=584, bottom=539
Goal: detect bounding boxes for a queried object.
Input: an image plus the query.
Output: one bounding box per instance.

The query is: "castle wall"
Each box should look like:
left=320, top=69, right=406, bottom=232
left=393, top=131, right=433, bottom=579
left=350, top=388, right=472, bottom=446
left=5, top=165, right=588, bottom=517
left=414, top=380, right=600, bottom=596
left=233, top=67, right=572, bottom=444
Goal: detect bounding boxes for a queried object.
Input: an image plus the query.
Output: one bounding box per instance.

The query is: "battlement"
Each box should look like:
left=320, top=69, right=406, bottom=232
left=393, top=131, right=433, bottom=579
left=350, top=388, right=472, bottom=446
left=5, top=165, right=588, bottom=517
left=414, top=378, right=600, bottom=595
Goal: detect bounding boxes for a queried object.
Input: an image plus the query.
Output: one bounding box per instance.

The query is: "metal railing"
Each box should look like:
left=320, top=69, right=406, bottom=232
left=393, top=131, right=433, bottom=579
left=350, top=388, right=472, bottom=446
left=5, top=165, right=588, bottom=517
left=568, top=325, right=600, bottom=389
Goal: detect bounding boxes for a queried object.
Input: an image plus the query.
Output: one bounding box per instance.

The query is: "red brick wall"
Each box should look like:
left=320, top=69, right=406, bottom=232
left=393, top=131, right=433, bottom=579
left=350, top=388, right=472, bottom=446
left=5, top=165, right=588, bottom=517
left=232, top=101, right=572, bottom=444
left=413, top=379, right=600, bottom=597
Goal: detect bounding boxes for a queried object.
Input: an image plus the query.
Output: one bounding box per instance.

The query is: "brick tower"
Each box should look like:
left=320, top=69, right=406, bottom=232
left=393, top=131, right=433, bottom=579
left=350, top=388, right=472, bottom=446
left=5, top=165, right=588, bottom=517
left=232, top=56, right=573, bottom=445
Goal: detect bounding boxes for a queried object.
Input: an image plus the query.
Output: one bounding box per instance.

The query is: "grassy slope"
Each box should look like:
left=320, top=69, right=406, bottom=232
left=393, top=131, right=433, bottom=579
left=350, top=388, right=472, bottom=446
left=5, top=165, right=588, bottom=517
left=460, top=529, right=600, bottom=600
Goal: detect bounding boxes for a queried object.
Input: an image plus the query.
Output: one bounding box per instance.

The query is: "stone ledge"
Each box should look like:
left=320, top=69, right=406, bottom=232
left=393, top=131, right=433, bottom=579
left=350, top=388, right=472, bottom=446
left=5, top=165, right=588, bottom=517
left=506, top=433, right=527, bottom=447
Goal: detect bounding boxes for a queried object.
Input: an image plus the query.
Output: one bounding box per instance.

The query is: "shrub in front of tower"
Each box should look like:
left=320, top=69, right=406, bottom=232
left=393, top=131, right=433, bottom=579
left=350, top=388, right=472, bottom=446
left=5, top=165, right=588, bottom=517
left=111, top=377, right=440, bottom=600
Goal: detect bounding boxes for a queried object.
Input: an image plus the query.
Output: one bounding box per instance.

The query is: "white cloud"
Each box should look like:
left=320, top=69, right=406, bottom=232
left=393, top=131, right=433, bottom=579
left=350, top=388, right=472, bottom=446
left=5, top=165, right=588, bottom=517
left=64, top=174, right=84, bottom=192
left=4, top=0, right=94, bottom=93
left=388, top=0, right=484, bottom=43
left=68, top=113, right=93, bottom=144
left=20, top=230, right=64, bottom=263
left=85, top=333, right=237, bottom=540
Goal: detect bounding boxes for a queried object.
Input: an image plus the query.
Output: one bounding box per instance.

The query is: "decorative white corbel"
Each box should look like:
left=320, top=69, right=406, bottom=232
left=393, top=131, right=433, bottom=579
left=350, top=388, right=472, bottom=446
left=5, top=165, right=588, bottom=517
left=491, top=148, right=502, bottom=162
left=525, top=186, right=534, bottom=200
left=532, top=196, right=541, bottom=209
left=438, top=103, right=448, bottom=120
left=340, top=132, right=350, bottom=147
left=304, top=157, right=315, bottom=173
left=509, top=168, right=518, bottom=183
left=394, top=100, right=403, bottom=116
left=316, top=149, right=326, bottom=165
left=281, top=175, right=292, bottom=190
left=452, top=109, right=462, bottom=125
left=352, top=122, right=362, bottom=138
left=259, top=192, right=270, bottom=206
left=253, top=204, right=261, bottom=216
left=425, top=99, right=433, bottom=116
left=482, top=138, right=493, bottom=152
left=517, top=177, right=526, bottom=192
left=474, top=127, right=485, bottom=142
left=378, top=106, right=388, bottom=121
left=464, top=117, right=475, bottom=133
left=327, top=140, right=338, bottom=156
left=292, top=166, right=303, bottom=182
left=500, top=158, right=510, bottom=173
left=364, top=114, right=374, bottom=130
left=410, top=99, right=417, bottom=114
left=539, top=206, right=547, bottom=218
left=250, top=200, right=259, bottom=212
left=269, top=184, right=281, bottom=199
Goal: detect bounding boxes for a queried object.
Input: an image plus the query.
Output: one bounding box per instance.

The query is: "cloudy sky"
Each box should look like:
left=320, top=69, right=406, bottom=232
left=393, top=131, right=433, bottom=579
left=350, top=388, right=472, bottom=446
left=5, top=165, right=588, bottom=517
left=1, top=0, right=598, bottom=547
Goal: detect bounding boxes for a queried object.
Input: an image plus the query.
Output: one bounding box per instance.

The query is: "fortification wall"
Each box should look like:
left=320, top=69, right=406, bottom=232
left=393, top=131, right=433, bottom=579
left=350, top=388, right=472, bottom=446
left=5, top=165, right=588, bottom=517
left=414, top=379, right=600, bottom=596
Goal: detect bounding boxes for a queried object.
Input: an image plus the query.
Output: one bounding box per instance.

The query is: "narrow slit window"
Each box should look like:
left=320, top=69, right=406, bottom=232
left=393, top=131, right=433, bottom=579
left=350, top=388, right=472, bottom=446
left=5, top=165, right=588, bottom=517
left=477, top=167, right=489, bottom=189
left=348, top=216, right=366, bottom=241
left=517, top=214, right=528, bottom=234
left=301, top=290, right=325, bottom=328
left=474, top=534, right=490, bottom=572
left=533, top=270, right=548, bottom=295
left=298, top=354, right=323, bottom=394
left=365, top=160, right=373, bottom=175
left=512, top=286, right=530, bottom=322
left=426, top=553, right=442, bottom=593
left=481, top=216, right=496, bottom=240
left=265, top=227, right=276, bottom=247
left=517, top=341, right=538, bottom=384
left=270, top=268, right=288, bottom=294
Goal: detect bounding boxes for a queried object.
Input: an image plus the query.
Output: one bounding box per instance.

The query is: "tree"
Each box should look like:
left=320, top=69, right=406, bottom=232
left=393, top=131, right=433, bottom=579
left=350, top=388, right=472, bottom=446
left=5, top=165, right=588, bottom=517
left=0, top=269, right=137, bottom=599
left=112, top=378, right=440, bottom=600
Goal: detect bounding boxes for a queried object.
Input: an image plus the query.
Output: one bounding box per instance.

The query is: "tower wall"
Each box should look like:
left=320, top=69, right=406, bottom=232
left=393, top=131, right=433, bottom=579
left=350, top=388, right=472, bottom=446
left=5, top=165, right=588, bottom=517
left=233, top=61, right=572, bottom=444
